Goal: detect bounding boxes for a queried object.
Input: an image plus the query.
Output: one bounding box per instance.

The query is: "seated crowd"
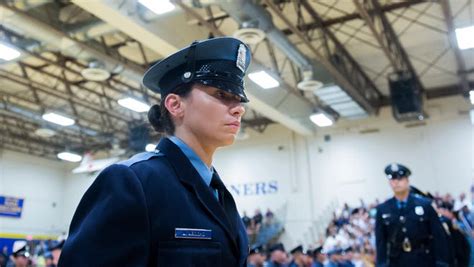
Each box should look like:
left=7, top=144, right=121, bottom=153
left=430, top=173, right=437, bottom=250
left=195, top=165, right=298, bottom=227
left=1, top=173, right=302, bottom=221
left=245, top=191, right=474, bottom=267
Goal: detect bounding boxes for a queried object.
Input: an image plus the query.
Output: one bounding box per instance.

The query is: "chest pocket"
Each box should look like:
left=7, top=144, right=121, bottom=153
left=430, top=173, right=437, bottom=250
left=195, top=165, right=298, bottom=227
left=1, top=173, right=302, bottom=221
left=157, top=240, right=222, bottom=267
left=381, top=213, right=393, bottom=226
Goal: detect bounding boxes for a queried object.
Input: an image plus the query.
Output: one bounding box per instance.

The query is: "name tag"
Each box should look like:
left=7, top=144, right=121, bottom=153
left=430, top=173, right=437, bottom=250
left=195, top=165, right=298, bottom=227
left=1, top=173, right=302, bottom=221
left=175, top=228, right=212, bottom=240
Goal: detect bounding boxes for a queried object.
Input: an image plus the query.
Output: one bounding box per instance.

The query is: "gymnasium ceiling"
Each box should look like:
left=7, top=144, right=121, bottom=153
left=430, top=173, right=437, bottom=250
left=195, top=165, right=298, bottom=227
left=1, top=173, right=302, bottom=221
left=0, top=0, right=472, bottom=160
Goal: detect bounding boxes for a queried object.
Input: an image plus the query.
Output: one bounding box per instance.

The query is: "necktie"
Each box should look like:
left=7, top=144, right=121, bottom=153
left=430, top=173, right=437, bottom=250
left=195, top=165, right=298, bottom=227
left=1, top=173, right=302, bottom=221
left=399, top=201, right=406, bottom=210
left=210, top=172, right=224, bottom=205
left=210, top=172, right=237, bottom=233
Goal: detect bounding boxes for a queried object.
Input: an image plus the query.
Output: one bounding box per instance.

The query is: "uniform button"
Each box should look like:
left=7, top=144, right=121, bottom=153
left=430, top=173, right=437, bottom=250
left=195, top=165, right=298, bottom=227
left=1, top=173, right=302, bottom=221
left=402, top=227, right=407, bottom=233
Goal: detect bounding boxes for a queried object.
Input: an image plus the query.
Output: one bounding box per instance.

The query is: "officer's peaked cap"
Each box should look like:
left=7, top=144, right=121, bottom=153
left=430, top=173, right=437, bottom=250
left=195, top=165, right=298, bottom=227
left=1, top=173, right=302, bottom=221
left=384, top=163, right=411, bottom=179
left=290, top=245, right=304, bottom=254
left=268, top=243, right=285, bottom=253
left=249, top=244, right=265, bottom=255
left=313, top=246, right=323, bottom=255
left=143, top=37, right=252, bottom=102
left=12, top=240, right=28, bottom=257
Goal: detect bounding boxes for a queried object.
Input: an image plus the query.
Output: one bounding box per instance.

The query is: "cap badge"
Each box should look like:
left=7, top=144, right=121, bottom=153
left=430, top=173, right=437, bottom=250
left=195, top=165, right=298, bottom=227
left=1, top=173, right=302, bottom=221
left=236, top=43, right=246, bottom=72
left=183, top=72, right=192, bottom=79
left=390, top=163, right=399, bottom=172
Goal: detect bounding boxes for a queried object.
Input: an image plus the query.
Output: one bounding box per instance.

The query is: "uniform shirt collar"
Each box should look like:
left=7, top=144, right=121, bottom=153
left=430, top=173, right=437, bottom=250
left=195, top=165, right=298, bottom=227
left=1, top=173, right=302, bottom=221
left=168, top=136, right=213, bottom=186
left=396, top=196, right=408, bottom=209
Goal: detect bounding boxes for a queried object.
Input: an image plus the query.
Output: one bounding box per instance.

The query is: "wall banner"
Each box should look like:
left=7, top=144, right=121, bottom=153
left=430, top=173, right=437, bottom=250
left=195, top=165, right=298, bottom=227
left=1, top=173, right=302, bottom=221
left=0, top=196, right=24, bottom=218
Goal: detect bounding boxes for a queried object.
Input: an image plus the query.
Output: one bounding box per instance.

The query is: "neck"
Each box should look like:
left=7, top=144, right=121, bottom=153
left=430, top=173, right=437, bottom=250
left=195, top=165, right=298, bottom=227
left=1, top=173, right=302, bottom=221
left=174, top=130, right=215, bottom=167
left=394, top=191, right=409, bottom=201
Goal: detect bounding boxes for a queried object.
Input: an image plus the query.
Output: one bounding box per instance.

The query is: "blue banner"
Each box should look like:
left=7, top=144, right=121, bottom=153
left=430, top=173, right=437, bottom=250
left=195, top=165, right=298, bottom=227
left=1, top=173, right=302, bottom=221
left=0, top=196, right=24, bottom=218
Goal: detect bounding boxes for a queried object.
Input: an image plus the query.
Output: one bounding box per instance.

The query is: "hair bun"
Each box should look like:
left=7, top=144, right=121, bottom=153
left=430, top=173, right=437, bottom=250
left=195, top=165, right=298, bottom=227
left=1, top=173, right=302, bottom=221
left=148, top=104, right=163, bottom=132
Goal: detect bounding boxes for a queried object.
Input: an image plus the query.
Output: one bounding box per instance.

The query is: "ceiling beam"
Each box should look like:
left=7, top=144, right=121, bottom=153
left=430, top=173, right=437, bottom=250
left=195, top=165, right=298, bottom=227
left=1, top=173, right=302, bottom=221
left=439, top=0, right=470, bottom=95
left=426, top=82, right=474, bottom=99
left=0, top=68, right=133, bottom=127
left=265, top=0, right=383, bottom=114
left=281, top=0, right=428, bottom=35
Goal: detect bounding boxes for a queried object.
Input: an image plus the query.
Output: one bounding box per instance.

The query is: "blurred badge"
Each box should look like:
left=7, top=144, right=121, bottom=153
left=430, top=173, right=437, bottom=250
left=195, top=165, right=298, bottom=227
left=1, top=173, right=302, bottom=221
left=175, top=228, right=212, bottom=240
left=415, top=206, right=424, bottom=215
left=236, top=44, right=247, bottom=72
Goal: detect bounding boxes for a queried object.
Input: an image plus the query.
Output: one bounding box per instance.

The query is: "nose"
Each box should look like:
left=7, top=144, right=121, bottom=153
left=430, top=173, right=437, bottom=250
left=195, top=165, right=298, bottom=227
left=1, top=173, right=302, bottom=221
left=230, top=102, right=245, bottom=117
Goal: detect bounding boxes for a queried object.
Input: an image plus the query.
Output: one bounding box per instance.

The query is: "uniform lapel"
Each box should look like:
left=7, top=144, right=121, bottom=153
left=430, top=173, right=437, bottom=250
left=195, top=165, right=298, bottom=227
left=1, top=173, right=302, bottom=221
left=213, top=170, right=249, bottom=263
left=389, top=197, right=398, bottom=211
left=157, top=138, right=239, bottom=254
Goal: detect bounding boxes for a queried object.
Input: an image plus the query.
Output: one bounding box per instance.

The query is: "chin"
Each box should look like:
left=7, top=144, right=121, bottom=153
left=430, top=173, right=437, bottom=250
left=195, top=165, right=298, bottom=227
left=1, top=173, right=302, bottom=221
left=222, top=137, right=236, bottom=146
left=219, top=134, right=236, bottom=147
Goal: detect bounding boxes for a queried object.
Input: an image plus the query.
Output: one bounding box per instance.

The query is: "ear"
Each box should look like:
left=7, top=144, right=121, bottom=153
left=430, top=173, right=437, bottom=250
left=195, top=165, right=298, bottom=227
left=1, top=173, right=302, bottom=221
left=164, top=94, right=185, bottom=118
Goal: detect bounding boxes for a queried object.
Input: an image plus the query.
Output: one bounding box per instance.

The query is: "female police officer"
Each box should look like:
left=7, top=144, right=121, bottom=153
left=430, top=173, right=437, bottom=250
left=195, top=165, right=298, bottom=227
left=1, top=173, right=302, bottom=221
left=59, top=37, right=251, bottom=267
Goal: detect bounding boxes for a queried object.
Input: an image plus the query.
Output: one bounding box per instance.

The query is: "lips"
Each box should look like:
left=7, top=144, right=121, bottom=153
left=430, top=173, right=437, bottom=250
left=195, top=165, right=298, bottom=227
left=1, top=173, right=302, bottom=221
left=226, top=121, right=241, bottom=127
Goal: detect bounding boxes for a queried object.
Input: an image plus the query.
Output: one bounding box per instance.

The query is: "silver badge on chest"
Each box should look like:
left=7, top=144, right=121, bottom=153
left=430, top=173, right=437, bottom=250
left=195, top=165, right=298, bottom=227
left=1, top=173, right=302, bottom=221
left=415, top=206, right=424, bottom=215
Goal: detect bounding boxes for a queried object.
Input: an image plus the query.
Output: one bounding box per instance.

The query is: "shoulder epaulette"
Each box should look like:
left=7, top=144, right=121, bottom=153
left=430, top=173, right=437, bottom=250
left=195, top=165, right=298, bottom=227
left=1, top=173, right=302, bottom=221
left=117, top=150, right=163, bottom=167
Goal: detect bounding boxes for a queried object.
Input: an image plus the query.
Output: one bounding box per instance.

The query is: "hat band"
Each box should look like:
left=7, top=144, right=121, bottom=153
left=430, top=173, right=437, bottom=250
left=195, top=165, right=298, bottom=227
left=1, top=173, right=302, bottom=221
left=194, top=70, right=244, bottom=86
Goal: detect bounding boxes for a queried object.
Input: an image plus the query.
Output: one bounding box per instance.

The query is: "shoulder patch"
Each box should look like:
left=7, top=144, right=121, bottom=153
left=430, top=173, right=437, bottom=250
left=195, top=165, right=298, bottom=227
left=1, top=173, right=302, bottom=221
left=117, top=151, right=163, bottom=167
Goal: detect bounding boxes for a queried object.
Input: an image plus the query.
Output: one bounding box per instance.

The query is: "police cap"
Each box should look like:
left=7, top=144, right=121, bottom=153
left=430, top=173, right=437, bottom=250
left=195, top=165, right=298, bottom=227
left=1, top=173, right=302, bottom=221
left=290, top=245, right=303, bottom=254
left=313, top=246, right=323, bottom=255
left=249, top=245, right=265, bottom=255
left=12, top=240, right=28, bottom=258
left=384, top=163, right=411, bottom=179
left=326, top=247, right=343, bottom=256
left=268, top=243, right=285, bottom=253
left=143, top=37, right=251, bottom=102
left=342, top=246, right=353, bottom=254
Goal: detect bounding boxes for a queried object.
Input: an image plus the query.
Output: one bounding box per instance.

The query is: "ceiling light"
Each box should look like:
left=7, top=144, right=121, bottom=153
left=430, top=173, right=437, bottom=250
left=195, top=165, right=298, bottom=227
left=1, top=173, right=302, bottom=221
left=309, top=113, right=334, bottom=127
left=34, top=128, right=56, bottom=138
left=138, top=0, right=175, bottom=15
left=42, top=112, right=75, bottom=126
left=57, top=152, right=82, bottom=162
left=248, top=71, right=280, bottom=89
left=118, top=97, right=150, bottom=113
left=0, top=43, right=21, bottom=61
left=145, top=143, right=156, bottom=152
left=455, top=25, right=474, bottom=50
left=470, top=90, right=474, bottom=105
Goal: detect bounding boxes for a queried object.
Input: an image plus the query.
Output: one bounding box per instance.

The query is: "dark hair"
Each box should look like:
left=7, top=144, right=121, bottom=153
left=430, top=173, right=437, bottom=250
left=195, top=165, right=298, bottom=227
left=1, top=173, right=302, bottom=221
left=148, top=83, right=193, bottom=135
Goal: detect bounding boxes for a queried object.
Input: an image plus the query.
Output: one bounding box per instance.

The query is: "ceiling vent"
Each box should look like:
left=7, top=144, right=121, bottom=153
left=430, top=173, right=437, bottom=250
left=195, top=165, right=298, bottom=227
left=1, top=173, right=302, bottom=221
left=81, top=60, right=111, bottom=81
left=233, top=21, right=265, bottom=45
left=297, top=70, right=323, bottom=91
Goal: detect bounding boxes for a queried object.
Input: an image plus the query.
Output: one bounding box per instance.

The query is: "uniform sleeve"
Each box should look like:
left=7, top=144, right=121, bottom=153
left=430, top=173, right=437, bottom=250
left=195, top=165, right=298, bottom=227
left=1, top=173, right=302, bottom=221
left=426, top=204, right=450, bottom=267
left=58, top=164, right=150, bottom=266
left=375, top=206, right=388, bottom=267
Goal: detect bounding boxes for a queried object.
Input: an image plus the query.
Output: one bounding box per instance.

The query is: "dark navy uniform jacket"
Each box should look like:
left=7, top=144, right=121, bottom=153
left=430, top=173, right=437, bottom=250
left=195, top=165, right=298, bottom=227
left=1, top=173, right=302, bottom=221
left=59, top=137, right=248, bottom=266
left=375, top=194, right=449, bottom=267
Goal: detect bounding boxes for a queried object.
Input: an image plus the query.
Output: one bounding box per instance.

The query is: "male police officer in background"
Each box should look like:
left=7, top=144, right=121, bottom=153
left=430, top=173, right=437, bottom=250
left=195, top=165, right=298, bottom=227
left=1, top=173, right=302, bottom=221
left=247, top=245, right=267, bottom=267
left=59, top=37, right=251, bottom=266
left=375, top=163, right=449, bottom=267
